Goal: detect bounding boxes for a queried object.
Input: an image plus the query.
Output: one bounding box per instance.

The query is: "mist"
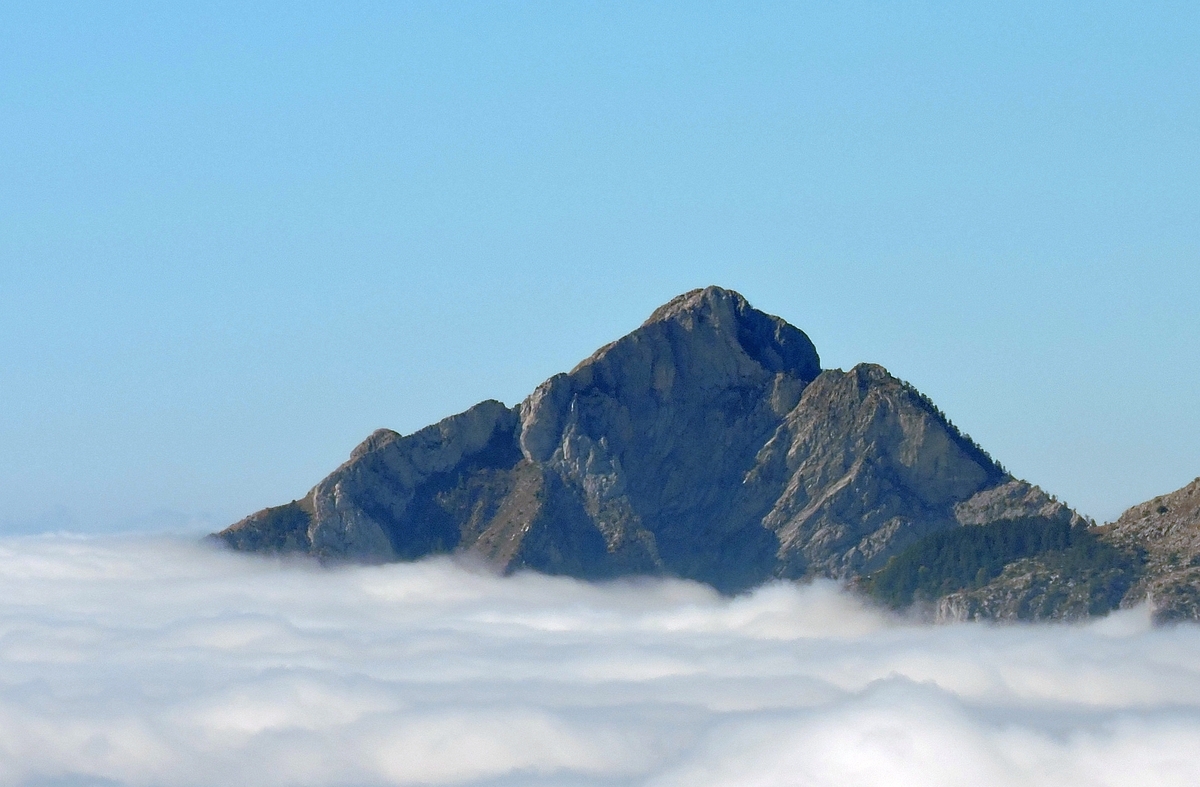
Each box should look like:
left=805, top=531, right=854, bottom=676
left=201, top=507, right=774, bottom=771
left=0, top=535, right=1197, bottom=787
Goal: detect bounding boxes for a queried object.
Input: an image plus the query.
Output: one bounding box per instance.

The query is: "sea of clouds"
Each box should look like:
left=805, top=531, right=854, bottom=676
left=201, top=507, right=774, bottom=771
left=1, top=534, right=1199, bottom=787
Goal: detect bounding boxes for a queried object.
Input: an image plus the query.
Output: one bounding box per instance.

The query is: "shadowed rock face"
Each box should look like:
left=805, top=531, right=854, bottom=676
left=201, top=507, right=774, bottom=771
left=215, top=286, right=1030, bottom=592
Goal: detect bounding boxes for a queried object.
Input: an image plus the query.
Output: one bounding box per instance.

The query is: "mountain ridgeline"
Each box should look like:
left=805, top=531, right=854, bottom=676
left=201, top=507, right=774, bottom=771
left=214, top=287, right=1191, bottom=621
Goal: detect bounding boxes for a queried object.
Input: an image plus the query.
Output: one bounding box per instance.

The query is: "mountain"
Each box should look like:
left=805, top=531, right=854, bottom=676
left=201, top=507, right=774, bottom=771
left=216, top=286, right=1080, bottom=595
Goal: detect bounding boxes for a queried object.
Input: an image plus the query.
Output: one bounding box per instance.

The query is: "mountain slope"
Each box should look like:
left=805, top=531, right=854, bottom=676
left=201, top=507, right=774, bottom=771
left=1101, top=477, right=1200, bottom=622
left=897, top=480, right=1200, bottom=623
left=215, top=286, right=1047, bottom=593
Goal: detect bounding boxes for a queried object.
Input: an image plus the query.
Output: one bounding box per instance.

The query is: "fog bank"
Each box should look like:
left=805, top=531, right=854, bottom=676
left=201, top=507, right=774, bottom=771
left=0, top=535, right=1197, bottom=786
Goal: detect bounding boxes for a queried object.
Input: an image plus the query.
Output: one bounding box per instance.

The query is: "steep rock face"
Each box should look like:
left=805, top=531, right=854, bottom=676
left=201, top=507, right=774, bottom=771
left=745, top=365, right=1008, bottom=578
left=1102, top=477, right=1200, bottom=622
left=215, top=286, right=1021, bottom=592
left=510, top=287, right=825, bottom=588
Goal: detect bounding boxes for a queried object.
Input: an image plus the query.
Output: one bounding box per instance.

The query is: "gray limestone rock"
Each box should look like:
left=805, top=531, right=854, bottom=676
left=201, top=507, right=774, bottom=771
left=749, top=364, right=1007, bottom=579
left=934, top=553, right=1135, bottom=623
left=954, top=480, right=1085, bottom=528
left=1101, top=477, right=1200, bottom=622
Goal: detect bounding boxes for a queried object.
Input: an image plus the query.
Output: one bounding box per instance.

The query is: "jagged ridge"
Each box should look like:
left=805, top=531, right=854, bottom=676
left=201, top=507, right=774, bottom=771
left=215, top=286, right=1084, bottom=596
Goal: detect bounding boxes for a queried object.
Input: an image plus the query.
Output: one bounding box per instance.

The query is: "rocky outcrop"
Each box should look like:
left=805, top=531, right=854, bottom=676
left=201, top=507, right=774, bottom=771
left=1100, top=477, right=1200, bottom=622
left=215, top=286, right=1029, bottom=592
left=859, top=476, right=1116, bottom=619
left=928, top=481, right=1200, bottom=624
left=747, top=364, right=1008, bottom=578
left=930, top=482, right=1102, bottom=622
left=934, top=552, right=1137, bottom=623
left=953, top=480, right=1085, bottom=528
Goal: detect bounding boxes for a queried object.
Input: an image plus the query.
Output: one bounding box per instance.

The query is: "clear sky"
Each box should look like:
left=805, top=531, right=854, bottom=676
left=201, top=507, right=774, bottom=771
left=1, top=1, right=1197, bottom=533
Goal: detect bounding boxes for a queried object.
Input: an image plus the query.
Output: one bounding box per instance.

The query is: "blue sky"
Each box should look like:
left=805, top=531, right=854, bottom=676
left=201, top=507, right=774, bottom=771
left=1, top=1, right=1197, bottom=532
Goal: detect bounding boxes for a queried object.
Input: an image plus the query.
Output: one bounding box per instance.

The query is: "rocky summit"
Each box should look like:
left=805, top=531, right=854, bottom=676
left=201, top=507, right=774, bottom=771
left=216, top=286, right=1087, bottom=597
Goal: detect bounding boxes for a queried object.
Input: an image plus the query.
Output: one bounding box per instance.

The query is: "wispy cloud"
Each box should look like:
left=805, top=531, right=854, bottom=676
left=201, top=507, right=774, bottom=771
left=0, top=535, right=1196, bottom=786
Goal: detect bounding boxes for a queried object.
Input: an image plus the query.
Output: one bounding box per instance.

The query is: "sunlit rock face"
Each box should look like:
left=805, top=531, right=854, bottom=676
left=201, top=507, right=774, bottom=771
left=216, top=286, right=1034, bottom=592
left=1102, top=477, right=1200, bottom=622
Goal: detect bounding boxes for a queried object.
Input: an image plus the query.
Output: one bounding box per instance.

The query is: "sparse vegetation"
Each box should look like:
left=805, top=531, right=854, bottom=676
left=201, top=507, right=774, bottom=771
left=863, top=517, right=1143, bottom=610
left=903, top=381, right=1009, bottom=480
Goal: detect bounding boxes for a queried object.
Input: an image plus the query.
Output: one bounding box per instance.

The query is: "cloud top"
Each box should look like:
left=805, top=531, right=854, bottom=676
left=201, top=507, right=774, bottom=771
left=0, top=534, right=1197, bottom=786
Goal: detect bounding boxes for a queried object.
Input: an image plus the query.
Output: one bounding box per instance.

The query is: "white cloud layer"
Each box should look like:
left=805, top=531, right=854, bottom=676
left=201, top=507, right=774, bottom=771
left=1, top=534, right=1198, bottom=786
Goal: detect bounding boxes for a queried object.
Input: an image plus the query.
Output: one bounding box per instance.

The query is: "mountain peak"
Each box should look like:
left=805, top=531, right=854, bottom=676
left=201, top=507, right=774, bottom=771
left=630, top=286, right=821, bottom=380
left=215, top=287, right=1042, bottom=598
left=642, top=286, right=749, bottom=327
